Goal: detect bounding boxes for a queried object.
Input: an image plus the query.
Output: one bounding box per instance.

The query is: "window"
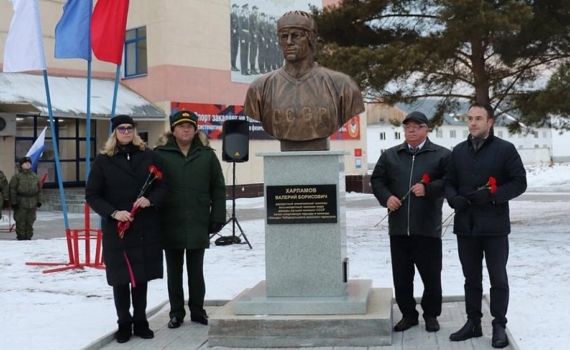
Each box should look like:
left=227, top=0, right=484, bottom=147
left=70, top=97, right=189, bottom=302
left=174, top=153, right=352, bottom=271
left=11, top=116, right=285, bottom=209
left=125, top=27, right=147, bottom=78
left=394, top=131, right=401, bottom=140
left=379, top=132, right=386, bottom=140
left=498, top=131, right=503, bottom=138
left=543, top=131, right=548, bottom=138
left=436, top=129, right=442, bottom=138
left=533, top=131, right=538, bottom=138
left=14, top=115, right=97, bottom=186
left=463, top=130, right=469, bottom=138
left=534, top=144, right=539, bottom=148
left=450, top=130, right=456, bottom=138
left=380, top=149, right=386, bottom=154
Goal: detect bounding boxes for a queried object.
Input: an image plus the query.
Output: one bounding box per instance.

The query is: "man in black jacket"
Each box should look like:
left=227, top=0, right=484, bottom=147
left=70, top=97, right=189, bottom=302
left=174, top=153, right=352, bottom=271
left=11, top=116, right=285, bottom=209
left=445, top=102, right=527, bottom=349
left=371, top=111, right=451, bottom=333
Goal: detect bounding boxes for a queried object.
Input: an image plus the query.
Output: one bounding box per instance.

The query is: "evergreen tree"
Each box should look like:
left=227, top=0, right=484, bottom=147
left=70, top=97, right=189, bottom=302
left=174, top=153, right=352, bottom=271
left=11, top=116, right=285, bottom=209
left=312, top=0, right=570, bottom=130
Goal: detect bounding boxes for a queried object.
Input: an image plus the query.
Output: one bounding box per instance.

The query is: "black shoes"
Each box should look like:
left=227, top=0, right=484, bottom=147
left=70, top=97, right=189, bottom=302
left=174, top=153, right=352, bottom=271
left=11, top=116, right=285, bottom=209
left=115, top=323, right=132, bottom=344
left=133, top=320, right=154, bottom=339
left=449, top=319, right=483, bottom=341
left=425, top=317, right=440, bottom=332
left=492, top=324, right=509, bottom=348
left=167, top=316, right=184, bottom=329
left=393, top=316, right=419, bottom=332
left=191, top=314, right=208, bottom=325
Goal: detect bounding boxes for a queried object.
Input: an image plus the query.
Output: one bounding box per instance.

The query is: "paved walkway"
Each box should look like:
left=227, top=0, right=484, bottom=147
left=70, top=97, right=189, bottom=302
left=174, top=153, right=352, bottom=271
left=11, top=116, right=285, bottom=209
left=86, top=296, right=516, bottom=350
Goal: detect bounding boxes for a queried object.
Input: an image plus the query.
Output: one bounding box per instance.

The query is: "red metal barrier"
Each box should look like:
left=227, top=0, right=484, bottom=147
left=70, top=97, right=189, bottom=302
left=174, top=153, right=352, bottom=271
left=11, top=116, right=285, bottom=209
left=26, top=203, right=105, bottom=273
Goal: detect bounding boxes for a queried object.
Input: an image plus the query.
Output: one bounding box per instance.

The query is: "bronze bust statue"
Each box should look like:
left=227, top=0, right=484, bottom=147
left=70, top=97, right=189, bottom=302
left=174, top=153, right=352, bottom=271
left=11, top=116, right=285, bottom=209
left=244, top=10, right=365, bottom=151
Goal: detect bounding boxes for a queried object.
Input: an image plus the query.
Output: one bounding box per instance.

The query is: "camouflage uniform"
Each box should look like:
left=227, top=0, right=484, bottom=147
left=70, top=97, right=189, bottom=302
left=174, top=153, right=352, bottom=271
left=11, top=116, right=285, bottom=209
left=9, top=169, right=42, bottom=240
left=0, top=170, right=8, bottom=216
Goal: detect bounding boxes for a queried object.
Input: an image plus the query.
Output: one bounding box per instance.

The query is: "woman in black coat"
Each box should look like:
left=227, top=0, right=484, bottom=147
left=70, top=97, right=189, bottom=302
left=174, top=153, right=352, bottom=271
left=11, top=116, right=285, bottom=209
left=86, top=115, right=167, bottom=344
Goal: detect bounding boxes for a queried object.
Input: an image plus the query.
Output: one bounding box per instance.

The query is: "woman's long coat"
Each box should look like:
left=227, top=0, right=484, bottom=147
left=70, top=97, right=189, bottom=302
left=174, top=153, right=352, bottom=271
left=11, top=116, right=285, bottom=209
left=86, top=146, right=168, bottom=286
left=154, top=132, right=226, bottom=250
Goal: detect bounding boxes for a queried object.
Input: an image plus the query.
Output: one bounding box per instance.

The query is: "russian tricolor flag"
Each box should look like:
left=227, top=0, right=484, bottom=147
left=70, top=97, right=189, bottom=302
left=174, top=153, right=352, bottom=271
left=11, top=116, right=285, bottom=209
left=54, top=0, right=129, bottom=65
left=25, top=127, right=47, bottom=173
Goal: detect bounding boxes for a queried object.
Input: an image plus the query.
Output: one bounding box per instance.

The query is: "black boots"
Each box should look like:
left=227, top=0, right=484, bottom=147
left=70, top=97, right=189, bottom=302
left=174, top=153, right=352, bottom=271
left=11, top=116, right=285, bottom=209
left=115, top=322, right=132, bottom=343
left=133, top=320, right=154, bottom=339
left=449, top=319, right=483, bottom=341
left=492, top=324, right=509, bottom=348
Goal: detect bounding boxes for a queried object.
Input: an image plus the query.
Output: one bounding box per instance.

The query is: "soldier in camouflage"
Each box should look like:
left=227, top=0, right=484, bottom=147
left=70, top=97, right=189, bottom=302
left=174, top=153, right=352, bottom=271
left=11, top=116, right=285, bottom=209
left=0, top=169, right=8, bottom=215
left=9, top=157, right=42, bottom=240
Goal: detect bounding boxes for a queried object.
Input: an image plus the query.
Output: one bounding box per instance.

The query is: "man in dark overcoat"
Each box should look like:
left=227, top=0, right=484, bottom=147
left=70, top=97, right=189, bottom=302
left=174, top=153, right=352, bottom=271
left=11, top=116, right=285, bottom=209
left=154, top=110, right=226, bottom=329
left=445, top=102, right=527, bottom=349
left=371, top=111, right=451, bottom=333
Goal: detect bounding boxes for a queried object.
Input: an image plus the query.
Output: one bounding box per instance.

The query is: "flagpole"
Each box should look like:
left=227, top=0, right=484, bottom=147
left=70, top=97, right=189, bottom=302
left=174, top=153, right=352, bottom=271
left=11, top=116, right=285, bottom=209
left=86, top=61, right=92, bottom=180
left=42, top=70, right=70, bottom=231
left=109, top=65, right=121, bottom=134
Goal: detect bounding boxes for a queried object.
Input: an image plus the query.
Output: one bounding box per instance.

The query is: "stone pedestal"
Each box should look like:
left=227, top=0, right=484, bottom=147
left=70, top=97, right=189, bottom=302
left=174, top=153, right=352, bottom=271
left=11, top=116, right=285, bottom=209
left=208, top=151, right=393, bottom=347
left=261, top=151, right=348, bottom=298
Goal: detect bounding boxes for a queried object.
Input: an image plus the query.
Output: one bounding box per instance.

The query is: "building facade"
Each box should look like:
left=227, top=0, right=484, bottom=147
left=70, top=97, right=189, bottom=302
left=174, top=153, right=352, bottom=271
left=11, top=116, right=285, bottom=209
left=0, top=0, right=366, bottom=192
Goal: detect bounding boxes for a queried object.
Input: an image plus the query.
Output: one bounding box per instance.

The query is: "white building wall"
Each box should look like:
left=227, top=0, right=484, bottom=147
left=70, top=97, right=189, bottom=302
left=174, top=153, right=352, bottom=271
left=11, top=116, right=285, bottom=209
left=551, top=130, right=570, bottom=162
left=367, top=124, right=552, bottom=169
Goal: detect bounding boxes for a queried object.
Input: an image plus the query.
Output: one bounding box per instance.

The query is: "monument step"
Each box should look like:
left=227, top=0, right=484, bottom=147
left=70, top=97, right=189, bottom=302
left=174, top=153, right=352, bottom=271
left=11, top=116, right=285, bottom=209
left=208, top=287, right=393, bottom=347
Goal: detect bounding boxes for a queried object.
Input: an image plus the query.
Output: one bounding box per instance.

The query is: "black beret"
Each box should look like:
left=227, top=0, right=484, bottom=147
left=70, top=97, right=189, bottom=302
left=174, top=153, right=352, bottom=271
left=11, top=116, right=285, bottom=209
left=111, top=115, right=135, bottom=131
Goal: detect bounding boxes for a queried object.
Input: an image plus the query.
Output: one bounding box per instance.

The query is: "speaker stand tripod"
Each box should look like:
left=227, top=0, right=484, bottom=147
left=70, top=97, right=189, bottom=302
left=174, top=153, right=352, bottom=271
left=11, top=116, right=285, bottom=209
left=218, top=162, right=252, bottom=249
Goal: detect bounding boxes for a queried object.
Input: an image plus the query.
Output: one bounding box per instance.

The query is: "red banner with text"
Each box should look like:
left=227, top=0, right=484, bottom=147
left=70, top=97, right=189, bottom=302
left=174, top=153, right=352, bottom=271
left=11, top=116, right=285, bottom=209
left=170, top=102, right=360, bottom=140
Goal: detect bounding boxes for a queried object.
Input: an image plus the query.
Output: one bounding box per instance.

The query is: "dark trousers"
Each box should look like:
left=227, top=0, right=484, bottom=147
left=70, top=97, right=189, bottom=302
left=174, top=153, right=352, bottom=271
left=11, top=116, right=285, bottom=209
left=390, top=235, right=442, bottom=319
left=231, top=35, right=239, bottom=68
left=457, top=235, right=509, bottom=326
left=165, top=248, right=206, bottom=319
left=113, top=282, right=148, bottom=324
left=239, top=38, right=249, bottom=74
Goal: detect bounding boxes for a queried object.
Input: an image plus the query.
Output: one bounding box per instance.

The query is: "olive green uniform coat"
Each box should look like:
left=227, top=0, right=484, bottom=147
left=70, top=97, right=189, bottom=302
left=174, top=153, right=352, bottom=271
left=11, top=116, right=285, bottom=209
left=154, top=131, right=226, bottom=319
left=9, top=169, right=42, bottom=240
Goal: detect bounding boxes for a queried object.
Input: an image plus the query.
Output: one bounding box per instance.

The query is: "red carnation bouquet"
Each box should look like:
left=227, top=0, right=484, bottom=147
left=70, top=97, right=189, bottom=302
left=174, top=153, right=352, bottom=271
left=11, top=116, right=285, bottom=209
left=117, top=165, right=163, bottom=288
left=375, top=173, right=431, bottom=227
left=117, top=165, right=163, bottom=238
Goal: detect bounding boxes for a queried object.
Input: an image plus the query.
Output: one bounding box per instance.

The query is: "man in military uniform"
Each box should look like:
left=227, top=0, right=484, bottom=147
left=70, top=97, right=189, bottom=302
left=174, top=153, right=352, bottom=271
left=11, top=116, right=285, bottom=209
left=9, top=157, right=43, bottom=240
left=269, top=15, right=281, bottom=71
left=244, top=11, right=365, bottom=151
left=0, top=169, right=8, bottom=215
left=249, top=5, right=260, bottom=75
left=230, top=4, right=239, bottom=71
left=239, top=4, right=250, bottom=75
left=257, top=12, right=268, bottom=74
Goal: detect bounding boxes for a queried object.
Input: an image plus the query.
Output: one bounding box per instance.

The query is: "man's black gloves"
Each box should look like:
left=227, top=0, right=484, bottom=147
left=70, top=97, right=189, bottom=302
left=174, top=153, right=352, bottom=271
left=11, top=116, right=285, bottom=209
left=466, top=190, right=492, bottom=205
left=208, top=222, right=225, bottom=234
left=37, top=203, right=42, bottom=208
left=448, top=196, right=470, bottom=211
